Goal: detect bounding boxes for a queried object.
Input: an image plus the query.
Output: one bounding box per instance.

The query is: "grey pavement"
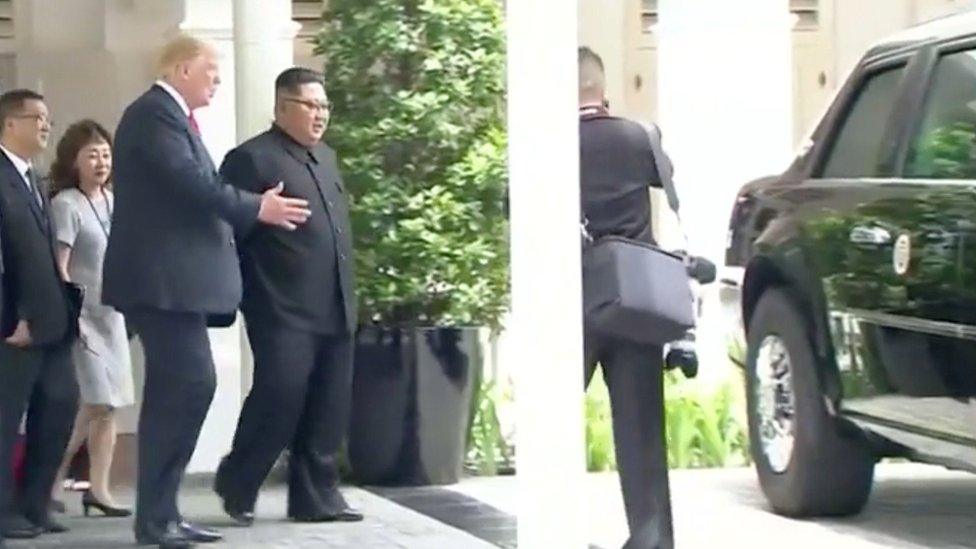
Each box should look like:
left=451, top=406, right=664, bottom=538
left=450, top=463, right=976, bottom=548
left=8, top=463, right=974, bottom=548
left=6, top=486, right=495, bottom=549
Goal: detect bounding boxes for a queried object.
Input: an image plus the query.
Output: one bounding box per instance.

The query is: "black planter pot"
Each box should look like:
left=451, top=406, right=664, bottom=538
left=348, top=326, right=482, bottom=486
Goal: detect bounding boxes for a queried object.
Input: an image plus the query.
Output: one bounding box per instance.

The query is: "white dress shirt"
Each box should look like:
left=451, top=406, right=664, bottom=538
left=155, top=79, right=191, bottom=117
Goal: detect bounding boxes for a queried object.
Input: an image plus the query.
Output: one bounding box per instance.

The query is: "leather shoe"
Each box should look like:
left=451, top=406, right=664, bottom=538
left=291, top=507, right=364, bottom=523
left=1, top=515, right=43, bottom=539
left=222, top=504, right=254, bottom=528
left=135, top=521, right=195, bottom=548
left=214, top=459, right=254, bottom=527
left=178, top=521, right=223, bottom=543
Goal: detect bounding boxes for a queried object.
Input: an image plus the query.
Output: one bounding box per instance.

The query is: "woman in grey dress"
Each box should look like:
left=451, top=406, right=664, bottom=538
left=48, top=120, right=133, bottom=517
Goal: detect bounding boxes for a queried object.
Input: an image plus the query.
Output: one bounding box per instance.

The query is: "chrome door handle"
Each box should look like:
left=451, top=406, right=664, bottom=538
left=849, top=226, right=892, bottom=245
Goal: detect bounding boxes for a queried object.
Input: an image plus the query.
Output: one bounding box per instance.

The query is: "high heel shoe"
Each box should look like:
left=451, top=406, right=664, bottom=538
left=81, top=491, right=132, bottom=518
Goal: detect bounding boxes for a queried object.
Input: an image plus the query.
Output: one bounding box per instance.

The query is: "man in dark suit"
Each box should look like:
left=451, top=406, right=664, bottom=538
left=579, top=47, right=674, bottom=549
left=0, top=89, right=79, bottom=540
left=213, top=67, right=360, bottom=526
left=103, top=37, right=312, bottom=549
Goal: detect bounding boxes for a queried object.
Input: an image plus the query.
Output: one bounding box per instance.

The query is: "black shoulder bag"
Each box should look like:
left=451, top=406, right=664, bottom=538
left=581, top=121, right=694, bottom=346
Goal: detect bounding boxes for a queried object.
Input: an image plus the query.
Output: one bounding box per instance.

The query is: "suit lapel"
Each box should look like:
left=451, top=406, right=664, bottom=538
left=0, top=153, right=47, bottom=234
left=149, top=85, right=216, bottom=174
left=188, top=130, right=216, bottom=174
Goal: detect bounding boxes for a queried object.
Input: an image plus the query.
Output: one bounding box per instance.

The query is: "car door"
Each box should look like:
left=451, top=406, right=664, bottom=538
left=786, top=44, right=976, bottom=447
left=889, top=41, right=976, bottom=448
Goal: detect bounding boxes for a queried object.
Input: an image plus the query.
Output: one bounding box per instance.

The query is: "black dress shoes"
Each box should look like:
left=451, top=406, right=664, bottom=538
left=290, top=507, right=364, bottom=523
left=178, top=521, right=223, bottom=543
left=135, top=521, right=195, bottom=548
left=1, top=515, right=43, bottom=539
left=214, top=459, right=254, bottom=527
left=221, top=503, right=254, bottom=527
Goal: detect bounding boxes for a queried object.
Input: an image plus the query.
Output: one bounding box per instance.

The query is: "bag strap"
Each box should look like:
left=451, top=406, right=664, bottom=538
left=639, top=122, right=691, bottom=252
left=639, top=122, right=679, bottom=215
left=579, top=114, right=686, bottom=248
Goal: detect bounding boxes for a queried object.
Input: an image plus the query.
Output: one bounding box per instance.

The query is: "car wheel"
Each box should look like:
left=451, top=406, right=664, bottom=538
left=746, top=287, right=875, bottom=517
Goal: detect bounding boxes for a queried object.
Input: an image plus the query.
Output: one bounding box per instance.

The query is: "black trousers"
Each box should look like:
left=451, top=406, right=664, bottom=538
left=217, top=320, right=353, bottom=516
left=127, top=310, right=216, bottom=528
left=585, top=333, right=673, bottom=549
left=0, top=341, right=78, bottom=526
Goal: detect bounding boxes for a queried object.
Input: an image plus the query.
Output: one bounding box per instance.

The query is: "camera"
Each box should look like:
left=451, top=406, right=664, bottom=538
left=663, top=253, right=715, bottom=379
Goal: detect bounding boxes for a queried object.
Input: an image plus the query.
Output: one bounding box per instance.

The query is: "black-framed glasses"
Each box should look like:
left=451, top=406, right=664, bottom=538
left=11, top=114, right=54, bottom=127
left=282, top=97, right=332, bottom=113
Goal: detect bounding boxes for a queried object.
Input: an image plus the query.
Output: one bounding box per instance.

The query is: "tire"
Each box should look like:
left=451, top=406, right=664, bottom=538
left=746, top=287, right=875, bottom=517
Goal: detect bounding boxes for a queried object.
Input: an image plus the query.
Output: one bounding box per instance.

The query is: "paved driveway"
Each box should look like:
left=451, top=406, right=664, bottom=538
left=8, top=463, right=973, bottom=548
left=451, top=463, right=976, bottom=548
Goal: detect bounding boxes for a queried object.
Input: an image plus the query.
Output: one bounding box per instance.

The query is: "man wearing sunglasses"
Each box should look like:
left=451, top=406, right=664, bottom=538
left=214, top=67, right=360, bottom=526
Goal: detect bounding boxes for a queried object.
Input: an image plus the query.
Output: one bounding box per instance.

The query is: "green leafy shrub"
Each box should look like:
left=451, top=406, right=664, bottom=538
left=466, top=379, right=514, bottom=476
left=585, top=371, right=751, bottom=471
left=314, top=0, right=509, bottom=330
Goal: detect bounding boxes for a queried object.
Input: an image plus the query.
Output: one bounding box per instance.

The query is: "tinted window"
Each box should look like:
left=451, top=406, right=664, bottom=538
left=905, top=49, right=976, bottom=179
left=821, top=66, right=906, bottom=178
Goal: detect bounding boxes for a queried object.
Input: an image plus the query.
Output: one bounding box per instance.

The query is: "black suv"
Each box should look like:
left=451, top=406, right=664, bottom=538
left=724, top=12, right=976, bottom=517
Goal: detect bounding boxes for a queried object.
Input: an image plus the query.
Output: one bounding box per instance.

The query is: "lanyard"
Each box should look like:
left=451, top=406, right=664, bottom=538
left=82, top=190, right=112, bottom=239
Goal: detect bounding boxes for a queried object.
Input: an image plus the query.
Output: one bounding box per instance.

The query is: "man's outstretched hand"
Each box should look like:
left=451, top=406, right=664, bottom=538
left=258, top=182, right=311, bottom=231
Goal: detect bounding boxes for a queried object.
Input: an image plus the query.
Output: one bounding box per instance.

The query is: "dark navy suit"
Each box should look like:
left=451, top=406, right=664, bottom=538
left=103, top=85, right=260, bottom=532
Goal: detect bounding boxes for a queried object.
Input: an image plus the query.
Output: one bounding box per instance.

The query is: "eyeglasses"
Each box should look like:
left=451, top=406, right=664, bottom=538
left=282, top=97, right=333, bottom=113
left=11, top=114, right=54, bottom=127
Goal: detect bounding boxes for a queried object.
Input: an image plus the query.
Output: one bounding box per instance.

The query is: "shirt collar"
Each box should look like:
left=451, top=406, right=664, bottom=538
left=155, top=79, right=191, bottom=117
left=579, top=102, right=609, bottom=118
left=0, top=143, right=32, bottom=178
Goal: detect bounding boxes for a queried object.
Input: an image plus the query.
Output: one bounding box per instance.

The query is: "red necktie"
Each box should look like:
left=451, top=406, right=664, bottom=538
left=188, top=111, right=200, bottom=134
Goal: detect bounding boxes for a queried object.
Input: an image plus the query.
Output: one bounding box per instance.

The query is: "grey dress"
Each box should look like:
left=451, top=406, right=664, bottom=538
left=51, top=188, right=134, bottom=408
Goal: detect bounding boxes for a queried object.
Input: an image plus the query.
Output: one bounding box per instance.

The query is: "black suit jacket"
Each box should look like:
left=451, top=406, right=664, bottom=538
left=220, top=126, right=357, bottom=334
left=580, top=113, right=663, bottom=245
left=0, top=154, right=70, bottom=345
left=103, top=85, right=261, bottom=316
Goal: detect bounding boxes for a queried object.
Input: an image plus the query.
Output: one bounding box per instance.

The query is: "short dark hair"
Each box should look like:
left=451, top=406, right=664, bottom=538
left=578, top=47, right=604, bottom=72
left=275, top=67, right=325, bottom=96
left=49, top=119, right=113, bottom=196
left=0, top=89, right=45, bottom=128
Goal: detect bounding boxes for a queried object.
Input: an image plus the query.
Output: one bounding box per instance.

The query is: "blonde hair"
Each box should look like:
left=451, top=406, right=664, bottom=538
left=157, top=35, right=214, bottom=78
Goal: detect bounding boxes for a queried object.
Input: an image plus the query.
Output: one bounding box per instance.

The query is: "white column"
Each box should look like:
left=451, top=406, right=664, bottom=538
left=657, top=0, right=793, bottom=381
left=233, top=0, right=300, bottom=140
left=179, top=0, right=244, bottom=473
left=231, top=0, right=300, bottom=398
left=507, top=2, right=587, bottom=549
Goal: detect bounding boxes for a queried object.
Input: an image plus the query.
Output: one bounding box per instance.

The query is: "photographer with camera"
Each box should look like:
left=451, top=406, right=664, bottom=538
left=579, top=46, right=707, bottom=549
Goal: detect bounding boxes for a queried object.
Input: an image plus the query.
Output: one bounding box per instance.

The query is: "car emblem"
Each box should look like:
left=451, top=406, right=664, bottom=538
left=893, top=234, right=911, bottom=275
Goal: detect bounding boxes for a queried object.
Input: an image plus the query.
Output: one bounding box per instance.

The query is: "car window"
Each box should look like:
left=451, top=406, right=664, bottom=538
left=820, top=66, right=907, bottom=179
left=905, top=49, right=976, bottom=179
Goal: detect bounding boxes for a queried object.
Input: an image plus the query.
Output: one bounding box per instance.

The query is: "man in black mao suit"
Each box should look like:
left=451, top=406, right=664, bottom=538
left=213, top=68, right=360, bottom=525
left=0, top=90, right=79, bottom=540
left=579, top=47, right=674, bottom=549
left=102, top=37, right=312, bottom=549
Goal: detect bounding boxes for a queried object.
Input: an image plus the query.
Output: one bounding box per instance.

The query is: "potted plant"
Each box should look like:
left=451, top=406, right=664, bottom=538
left=315, top=0, right=508, bottom=485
